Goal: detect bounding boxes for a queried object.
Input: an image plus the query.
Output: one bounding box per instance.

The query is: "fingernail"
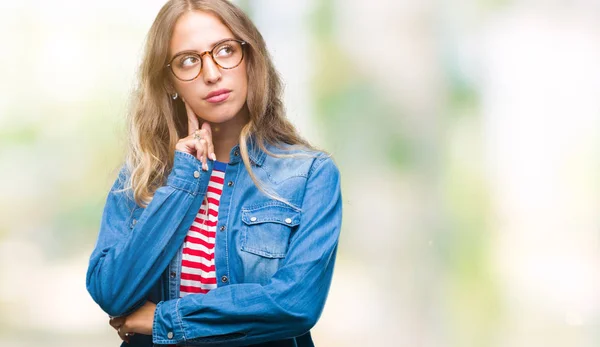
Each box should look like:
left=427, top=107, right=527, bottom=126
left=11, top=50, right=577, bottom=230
left=210, top=153, right=216, bottom=161
left=199, top=155, right=204, bottom=162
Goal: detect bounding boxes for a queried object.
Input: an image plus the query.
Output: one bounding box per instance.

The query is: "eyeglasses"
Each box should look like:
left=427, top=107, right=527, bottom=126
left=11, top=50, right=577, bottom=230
left=166, top=39, right=246, bottom=82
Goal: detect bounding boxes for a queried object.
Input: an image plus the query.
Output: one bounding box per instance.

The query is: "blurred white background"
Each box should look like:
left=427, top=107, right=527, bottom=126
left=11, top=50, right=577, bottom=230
left=1, top=0, right=599, bottom=346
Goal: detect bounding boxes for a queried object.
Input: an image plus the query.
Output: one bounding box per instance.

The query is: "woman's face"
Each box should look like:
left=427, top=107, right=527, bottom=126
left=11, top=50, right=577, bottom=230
left=168, top=10, right=248, bottom=125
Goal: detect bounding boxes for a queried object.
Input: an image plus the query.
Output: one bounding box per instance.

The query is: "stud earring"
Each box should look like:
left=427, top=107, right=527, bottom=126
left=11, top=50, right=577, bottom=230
left=171, top=93, right=178, bottom=100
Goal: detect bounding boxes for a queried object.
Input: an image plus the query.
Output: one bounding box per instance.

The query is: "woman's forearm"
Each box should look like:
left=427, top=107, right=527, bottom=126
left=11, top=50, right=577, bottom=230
left=86, top=152, right=211, bottom=317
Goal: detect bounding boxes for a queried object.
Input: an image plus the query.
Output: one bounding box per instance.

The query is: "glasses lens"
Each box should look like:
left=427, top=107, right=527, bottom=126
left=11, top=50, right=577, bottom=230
left=213, top=40, right=244, bottom=69
left=171, top=53, right=202, bottom=81
left=170, top=40, right=244, bottom=81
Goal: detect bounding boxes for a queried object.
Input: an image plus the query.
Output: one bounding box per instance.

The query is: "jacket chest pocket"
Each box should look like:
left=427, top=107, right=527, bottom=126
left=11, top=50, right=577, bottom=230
left=241, top=203, right=300, bottom=258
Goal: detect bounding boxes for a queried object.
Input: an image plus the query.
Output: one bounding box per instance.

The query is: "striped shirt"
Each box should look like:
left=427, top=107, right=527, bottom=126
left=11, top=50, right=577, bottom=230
left=179, top=161, right=227, bottom=297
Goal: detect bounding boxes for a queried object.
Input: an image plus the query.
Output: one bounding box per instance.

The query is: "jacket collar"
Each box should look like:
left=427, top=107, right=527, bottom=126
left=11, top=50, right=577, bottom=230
left=229, top=135, right=267, bottom=167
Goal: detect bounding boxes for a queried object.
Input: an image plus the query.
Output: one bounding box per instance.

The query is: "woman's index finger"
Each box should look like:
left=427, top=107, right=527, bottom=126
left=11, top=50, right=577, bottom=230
left=184, top=101, right=200, bottom=136
left=201, top=121, right=212, bottom=135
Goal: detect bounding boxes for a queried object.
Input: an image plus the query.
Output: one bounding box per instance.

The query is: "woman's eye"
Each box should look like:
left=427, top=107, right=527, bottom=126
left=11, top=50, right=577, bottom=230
left=179, top=56, right=199, bottom=68
left=216, top=45, right=234, bottom=57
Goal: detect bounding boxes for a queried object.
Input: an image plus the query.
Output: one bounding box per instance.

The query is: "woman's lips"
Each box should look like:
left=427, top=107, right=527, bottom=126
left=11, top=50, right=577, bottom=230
left=204, top=89, right=231, bottom=104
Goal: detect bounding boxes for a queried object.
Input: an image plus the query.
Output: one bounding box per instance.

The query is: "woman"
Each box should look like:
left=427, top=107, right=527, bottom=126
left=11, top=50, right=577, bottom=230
left=85, top=0, right=342, bottom=346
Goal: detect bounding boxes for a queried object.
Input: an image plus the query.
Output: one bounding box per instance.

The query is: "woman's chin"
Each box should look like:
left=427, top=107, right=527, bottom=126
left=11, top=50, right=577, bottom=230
left=200, top=106, right=248, bottom=125
left=200, top=114, right=237, bottom=124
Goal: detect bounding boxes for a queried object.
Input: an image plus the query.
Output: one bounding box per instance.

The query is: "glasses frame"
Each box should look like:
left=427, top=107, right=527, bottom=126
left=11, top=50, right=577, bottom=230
left=166, top=38, right=247, bottom=82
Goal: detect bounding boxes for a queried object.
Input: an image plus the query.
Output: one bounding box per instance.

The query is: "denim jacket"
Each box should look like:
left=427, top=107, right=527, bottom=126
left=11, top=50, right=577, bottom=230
left=86, top=140, right=343, bottom=346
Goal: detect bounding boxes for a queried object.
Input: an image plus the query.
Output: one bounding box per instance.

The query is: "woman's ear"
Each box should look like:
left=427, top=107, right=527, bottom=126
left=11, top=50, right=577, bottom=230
left=164, top=83, right=180, bottom=101
left=164, top=82, right=176, bottom=95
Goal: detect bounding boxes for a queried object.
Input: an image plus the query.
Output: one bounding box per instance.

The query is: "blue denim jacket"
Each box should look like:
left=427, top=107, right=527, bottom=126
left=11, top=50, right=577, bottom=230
left=86, top=140, right=342, bottom=346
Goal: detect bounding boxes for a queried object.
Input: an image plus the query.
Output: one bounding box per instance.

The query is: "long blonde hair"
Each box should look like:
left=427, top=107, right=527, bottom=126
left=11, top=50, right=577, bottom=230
left=125, top=0, right=315, bottom=207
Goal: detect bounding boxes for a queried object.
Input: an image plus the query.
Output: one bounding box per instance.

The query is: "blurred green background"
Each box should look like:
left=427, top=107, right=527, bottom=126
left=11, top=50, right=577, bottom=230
left=1, top=0, right=599, bottom=346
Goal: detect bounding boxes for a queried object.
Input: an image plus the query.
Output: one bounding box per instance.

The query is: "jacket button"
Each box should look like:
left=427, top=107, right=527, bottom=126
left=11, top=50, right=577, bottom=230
left=221, top=275, right=229, bottom=283
left=167, top=332, right=174, bottom=339
left=169, top=271, right=176, bottom=278
left=219, top=225, right=226, bottom=231
left=132, top=219, right=137, bottom=226
left=250, top=217, right=257, bottom=222
left=227, top=181, right=234, bottom=187
left=285, top=218, right=292, bottom=224
left=234, top=150, right=239, bottom=156
left=193, top=171, right=200, bottom=178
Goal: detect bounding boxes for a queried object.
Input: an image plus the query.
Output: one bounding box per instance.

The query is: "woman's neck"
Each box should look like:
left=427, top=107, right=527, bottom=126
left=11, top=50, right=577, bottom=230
left=208, top=107, right=250, bottom=162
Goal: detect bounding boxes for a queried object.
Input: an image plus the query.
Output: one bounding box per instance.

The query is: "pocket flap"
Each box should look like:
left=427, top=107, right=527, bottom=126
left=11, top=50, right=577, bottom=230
left=241, top=204, right=300, bottom=227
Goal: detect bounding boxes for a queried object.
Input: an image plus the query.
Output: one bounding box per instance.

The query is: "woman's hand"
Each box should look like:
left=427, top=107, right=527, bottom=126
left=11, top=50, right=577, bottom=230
left=109, top=301, right=157, bottom=344
left=175, top=100, right=216, bottom=171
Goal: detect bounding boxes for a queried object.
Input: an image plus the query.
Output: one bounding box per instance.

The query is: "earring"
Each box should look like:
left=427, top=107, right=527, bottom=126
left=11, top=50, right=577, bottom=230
left=171, top=92, right=178, bottom=100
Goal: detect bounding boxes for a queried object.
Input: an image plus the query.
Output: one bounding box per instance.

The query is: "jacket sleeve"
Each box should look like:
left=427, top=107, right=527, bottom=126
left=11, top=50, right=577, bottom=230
left=86, top=151, right=210, bottom=317
left=152, top=154, right=343, bottom=346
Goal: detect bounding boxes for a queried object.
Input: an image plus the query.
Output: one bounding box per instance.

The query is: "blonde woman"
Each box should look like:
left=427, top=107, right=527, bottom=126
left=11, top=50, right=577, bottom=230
left=85, top=1, right=342, bottom=346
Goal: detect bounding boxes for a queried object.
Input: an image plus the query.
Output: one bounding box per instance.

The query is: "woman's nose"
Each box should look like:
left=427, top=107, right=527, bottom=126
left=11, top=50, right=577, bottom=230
left=202, top=56, right=222, bottom=84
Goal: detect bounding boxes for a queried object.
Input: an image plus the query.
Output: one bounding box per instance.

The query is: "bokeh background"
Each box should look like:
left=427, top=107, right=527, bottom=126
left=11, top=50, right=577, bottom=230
left=1, top=0, right=599, bottom=346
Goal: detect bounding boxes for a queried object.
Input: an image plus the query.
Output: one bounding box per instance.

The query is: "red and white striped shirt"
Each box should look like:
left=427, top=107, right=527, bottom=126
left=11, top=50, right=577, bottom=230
left=179, top=161, right=227, bottom=297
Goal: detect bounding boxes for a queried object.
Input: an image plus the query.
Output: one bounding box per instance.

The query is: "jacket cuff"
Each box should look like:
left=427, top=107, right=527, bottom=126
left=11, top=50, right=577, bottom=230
left=167, top=151, right=213, bottom=195
left=153, top=299, right=185, bottom=345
